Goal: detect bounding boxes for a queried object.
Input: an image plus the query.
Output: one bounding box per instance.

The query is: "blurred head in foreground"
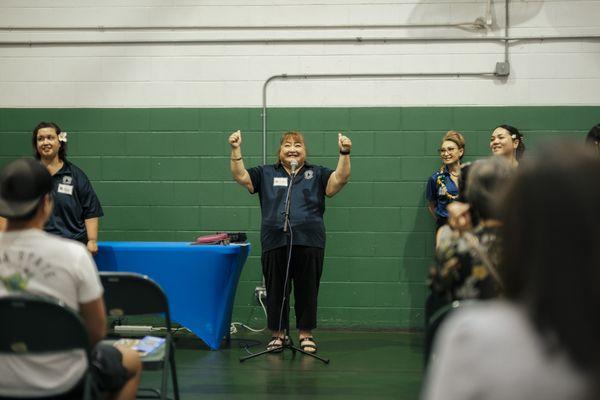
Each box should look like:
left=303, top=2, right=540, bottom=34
left=500, top=141, right=600, bottom=391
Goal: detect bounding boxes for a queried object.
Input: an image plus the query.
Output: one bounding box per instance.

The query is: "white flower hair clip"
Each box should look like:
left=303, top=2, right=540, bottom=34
left=58, top=132, right=68, bottom=143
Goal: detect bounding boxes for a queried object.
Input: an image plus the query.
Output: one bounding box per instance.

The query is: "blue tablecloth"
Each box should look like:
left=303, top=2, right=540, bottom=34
left=94, top=242, right=250, bottom=350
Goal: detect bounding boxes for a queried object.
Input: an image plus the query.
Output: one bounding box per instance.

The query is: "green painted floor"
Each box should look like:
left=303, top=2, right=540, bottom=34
left=141, top=330, right=425, bottom=400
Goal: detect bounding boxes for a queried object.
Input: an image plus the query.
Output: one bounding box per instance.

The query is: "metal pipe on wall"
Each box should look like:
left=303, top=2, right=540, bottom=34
left=261, top=72, right=499, bottom=164
left=504, top=0, right=510, bottom=64
left=0, top=22, right=489, bottom=32
left=1, top=34, right=599, bottom=47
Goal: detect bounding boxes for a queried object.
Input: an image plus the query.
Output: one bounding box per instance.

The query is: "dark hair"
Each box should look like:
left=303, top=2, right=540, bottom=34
left=456, top=162, right=472, bottom=203
left=465, top=157, right=513, bottom=221
left=32, top=122, right=67, bottom=160
left=586, top=124, right=600, bottom=144
left=454, top=162, right=480, bottom=226
left=500, top=141, right=600, bottom=396
left=495, top=124, right=525, bottom=160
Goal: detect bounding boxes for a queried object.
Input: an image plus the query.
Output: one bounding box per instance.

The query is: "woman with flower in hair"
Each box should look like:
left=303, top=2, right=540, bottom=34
left=490, top=124, right=525, bottom=166
left=426, top=131, right=465, bottom=244
left=32, top=122, right=103, bottom=254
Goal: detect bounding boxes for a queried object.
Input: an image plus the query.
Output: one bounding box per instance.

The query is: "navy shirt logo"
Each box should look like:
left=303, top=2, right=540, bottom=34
left=62, top=176, right=72, bottom=184
left=304, top=170, right=314, bottom=180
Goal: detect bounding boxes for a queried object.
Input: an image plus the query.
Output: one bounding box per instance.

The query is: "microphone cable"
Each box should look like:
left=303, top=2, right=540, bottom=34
left=276, top=169, right=297, bottom=342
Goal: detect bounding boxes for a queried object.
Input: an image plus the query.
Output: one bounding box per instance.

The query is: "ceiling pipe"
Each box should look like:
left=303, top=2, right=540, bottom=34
left=1, top=34, right=599, bottom=47
left=0, top=21, right=489, bottom=32
left=260, top=72, right=499, bottom=164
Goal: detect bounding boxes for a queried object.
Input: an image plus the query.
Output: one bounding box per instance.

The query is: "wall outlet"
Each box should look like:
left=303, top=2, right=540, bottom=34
left=254, top=286, right=267, bottom=303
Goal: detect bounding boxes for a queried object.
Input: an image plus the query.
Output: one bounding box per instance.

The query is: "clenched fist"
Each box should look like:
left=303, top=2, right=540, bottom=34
left=229, top=130, right=242, bottom=148
left=338, top=132, right=352, bottom=152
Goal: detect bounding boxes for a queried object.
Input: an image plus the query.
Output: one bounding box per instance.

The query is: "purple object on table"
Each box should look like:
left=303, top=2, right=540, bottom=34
left=94, top=242, right=250, bottom=350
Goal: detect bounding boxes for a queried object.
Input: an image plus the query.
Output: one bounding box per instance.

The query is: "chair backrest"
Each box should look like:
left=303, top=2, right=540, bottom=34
left=0, top=295, right=90, bottom=355
left=99, top=272, right=172, bottom=330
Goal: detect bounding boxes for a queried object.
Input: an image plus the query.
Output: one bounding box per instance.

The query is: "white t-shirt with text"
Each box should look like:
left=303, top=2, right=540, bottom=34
left=0, top=229, right=103, bottom=397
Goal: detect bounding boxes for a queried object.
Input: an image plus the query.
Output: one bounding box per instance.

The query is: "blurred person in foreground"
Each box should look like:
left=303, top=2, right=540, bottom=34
left=423, top=142, right=600, bottom=400
left=0, top=158, right=141, bottom=400
left=424, top=156, right=513, bottom=361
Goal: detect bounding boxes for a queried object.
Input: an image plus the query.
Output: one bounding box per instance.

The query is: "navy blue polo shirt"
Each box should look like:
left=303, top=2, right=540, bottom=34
left=247, top=162, right=334, bottom=253
left=426, top=166, right=459, bottom=219
left=44, top=160, right=104, bottom=243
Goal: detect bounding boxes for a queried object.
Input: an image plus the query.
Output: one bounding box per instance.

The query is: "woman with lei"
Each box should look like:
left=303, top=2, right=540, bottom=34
left=426, top=130, right=465, bottom=244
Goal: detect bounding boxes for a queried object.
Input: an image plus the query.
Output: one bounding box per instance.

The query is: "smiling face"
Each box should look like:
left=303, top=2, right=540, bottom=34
left=490, top=127, right=518, bottom=158
left=36, top=127, right=61, bottom=161
left=439, top=140, right=463, bottom=165
left=278, top=132, right=306, bottom=168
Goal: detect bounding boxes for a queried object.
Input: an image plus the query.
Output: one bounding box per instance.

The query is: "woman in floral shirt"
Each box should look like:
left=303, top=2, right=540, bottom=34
left=425, top=156, right=514, bottom=361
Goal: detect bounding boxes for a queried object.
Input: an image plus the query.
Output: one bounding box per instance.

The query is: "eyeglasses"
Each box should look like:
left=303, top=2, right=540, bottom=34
left=439, top=147, right=458, bottom=154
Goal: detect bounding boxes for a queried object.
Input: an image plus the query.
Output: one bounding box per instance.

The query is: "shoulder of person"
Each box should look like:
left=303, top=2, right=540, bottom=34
left=306, top=163, right=324, bottom=171
left=247, top=164, right=270, bottom=175
left=305, top=163, right=332, bottom=175
left=440, top=301, right=525, bottom=343
left=429, top=169, right=444, bottom=181
left=39, top=230, right=90, bottom=257
left=64, top=161, right=89, bottom=179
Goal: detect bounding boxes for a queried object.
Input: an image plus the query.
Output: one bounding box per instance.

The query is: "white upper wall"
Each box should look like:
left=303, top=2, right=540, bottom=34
left=0, top=0, right=599, bottom=107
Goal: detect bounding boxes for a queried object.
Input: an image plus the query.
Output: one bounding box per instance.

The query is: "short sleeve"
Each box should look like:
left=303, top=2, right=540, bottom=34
left=426, top=175, right=438, bottom=202
left=320, top=166, right=334, bottom=190
left=247, top=165, right=263, bottom=195
left=76, top=169, right=104, bottom=219
left=75, top=247, right=103, bottom=304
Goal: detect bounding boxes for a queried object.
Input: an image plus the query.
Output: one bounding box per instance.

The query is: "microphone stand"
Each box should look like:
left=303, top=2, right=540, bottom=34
left=282, top=168, right=296, bottom=233
left=240, top=167, right=330, bottom=364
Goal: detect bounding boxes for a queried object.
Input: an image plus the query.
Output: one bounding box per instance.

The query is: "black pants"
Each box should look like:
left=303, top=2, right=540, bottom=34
left=262, top=245, right=324, bottom=331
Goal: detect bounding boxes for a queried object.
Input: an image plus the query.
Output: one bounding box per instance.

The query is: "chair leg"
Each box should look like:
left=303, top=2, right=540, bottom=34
left=169, top=342, right=180, bottom=400
left=160, top=352, right=169, bottom=400
left=83, top=372, right=93, bottom=400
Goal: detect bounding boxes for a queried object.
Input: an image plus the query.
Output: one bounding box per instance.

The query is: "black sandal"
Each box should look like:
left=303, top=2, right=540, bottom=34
left=299, top=337, right=317, bottom=354
left=266, top=336, right=284, bottom=353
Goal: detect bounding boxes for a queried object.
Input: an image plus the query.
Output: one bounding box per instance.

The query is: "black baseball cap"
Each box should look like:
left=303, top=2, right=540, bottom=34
left=0, top=158, right=52, bottom=218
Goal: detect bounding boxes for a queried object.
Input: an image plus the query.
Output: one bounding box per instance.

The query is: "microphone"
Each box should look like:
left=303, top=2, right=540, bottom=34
left=283, top=160, right=298, bottom=233
left=290, top=159, right=298, bottom=175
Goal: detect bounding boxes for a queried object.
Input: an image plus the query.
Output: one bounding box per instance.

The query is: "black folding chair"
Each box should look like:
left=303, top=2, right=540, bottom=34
left=100, top=272, right=180, bottom=400
left=0, top=295, right=94, bottom=400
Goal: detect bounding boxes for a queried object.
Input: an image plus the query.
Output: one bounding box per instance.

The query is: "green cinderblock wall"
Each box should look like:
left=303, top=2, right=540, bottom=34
left=1, top=107, right=597, bottom=329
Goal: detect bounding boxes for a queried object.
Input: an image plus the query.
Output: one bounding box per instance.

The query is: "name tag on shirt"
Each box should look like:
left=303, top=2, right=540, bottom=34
left=58, top=183, right=73, bottom=195
left=273, top=177, right=288, bottom=187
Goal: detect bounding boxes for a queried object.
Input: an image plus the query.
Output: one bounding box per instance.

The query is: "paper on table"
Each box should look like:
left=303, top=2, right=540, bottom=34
left=113, top=336, right=165, bottom=356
